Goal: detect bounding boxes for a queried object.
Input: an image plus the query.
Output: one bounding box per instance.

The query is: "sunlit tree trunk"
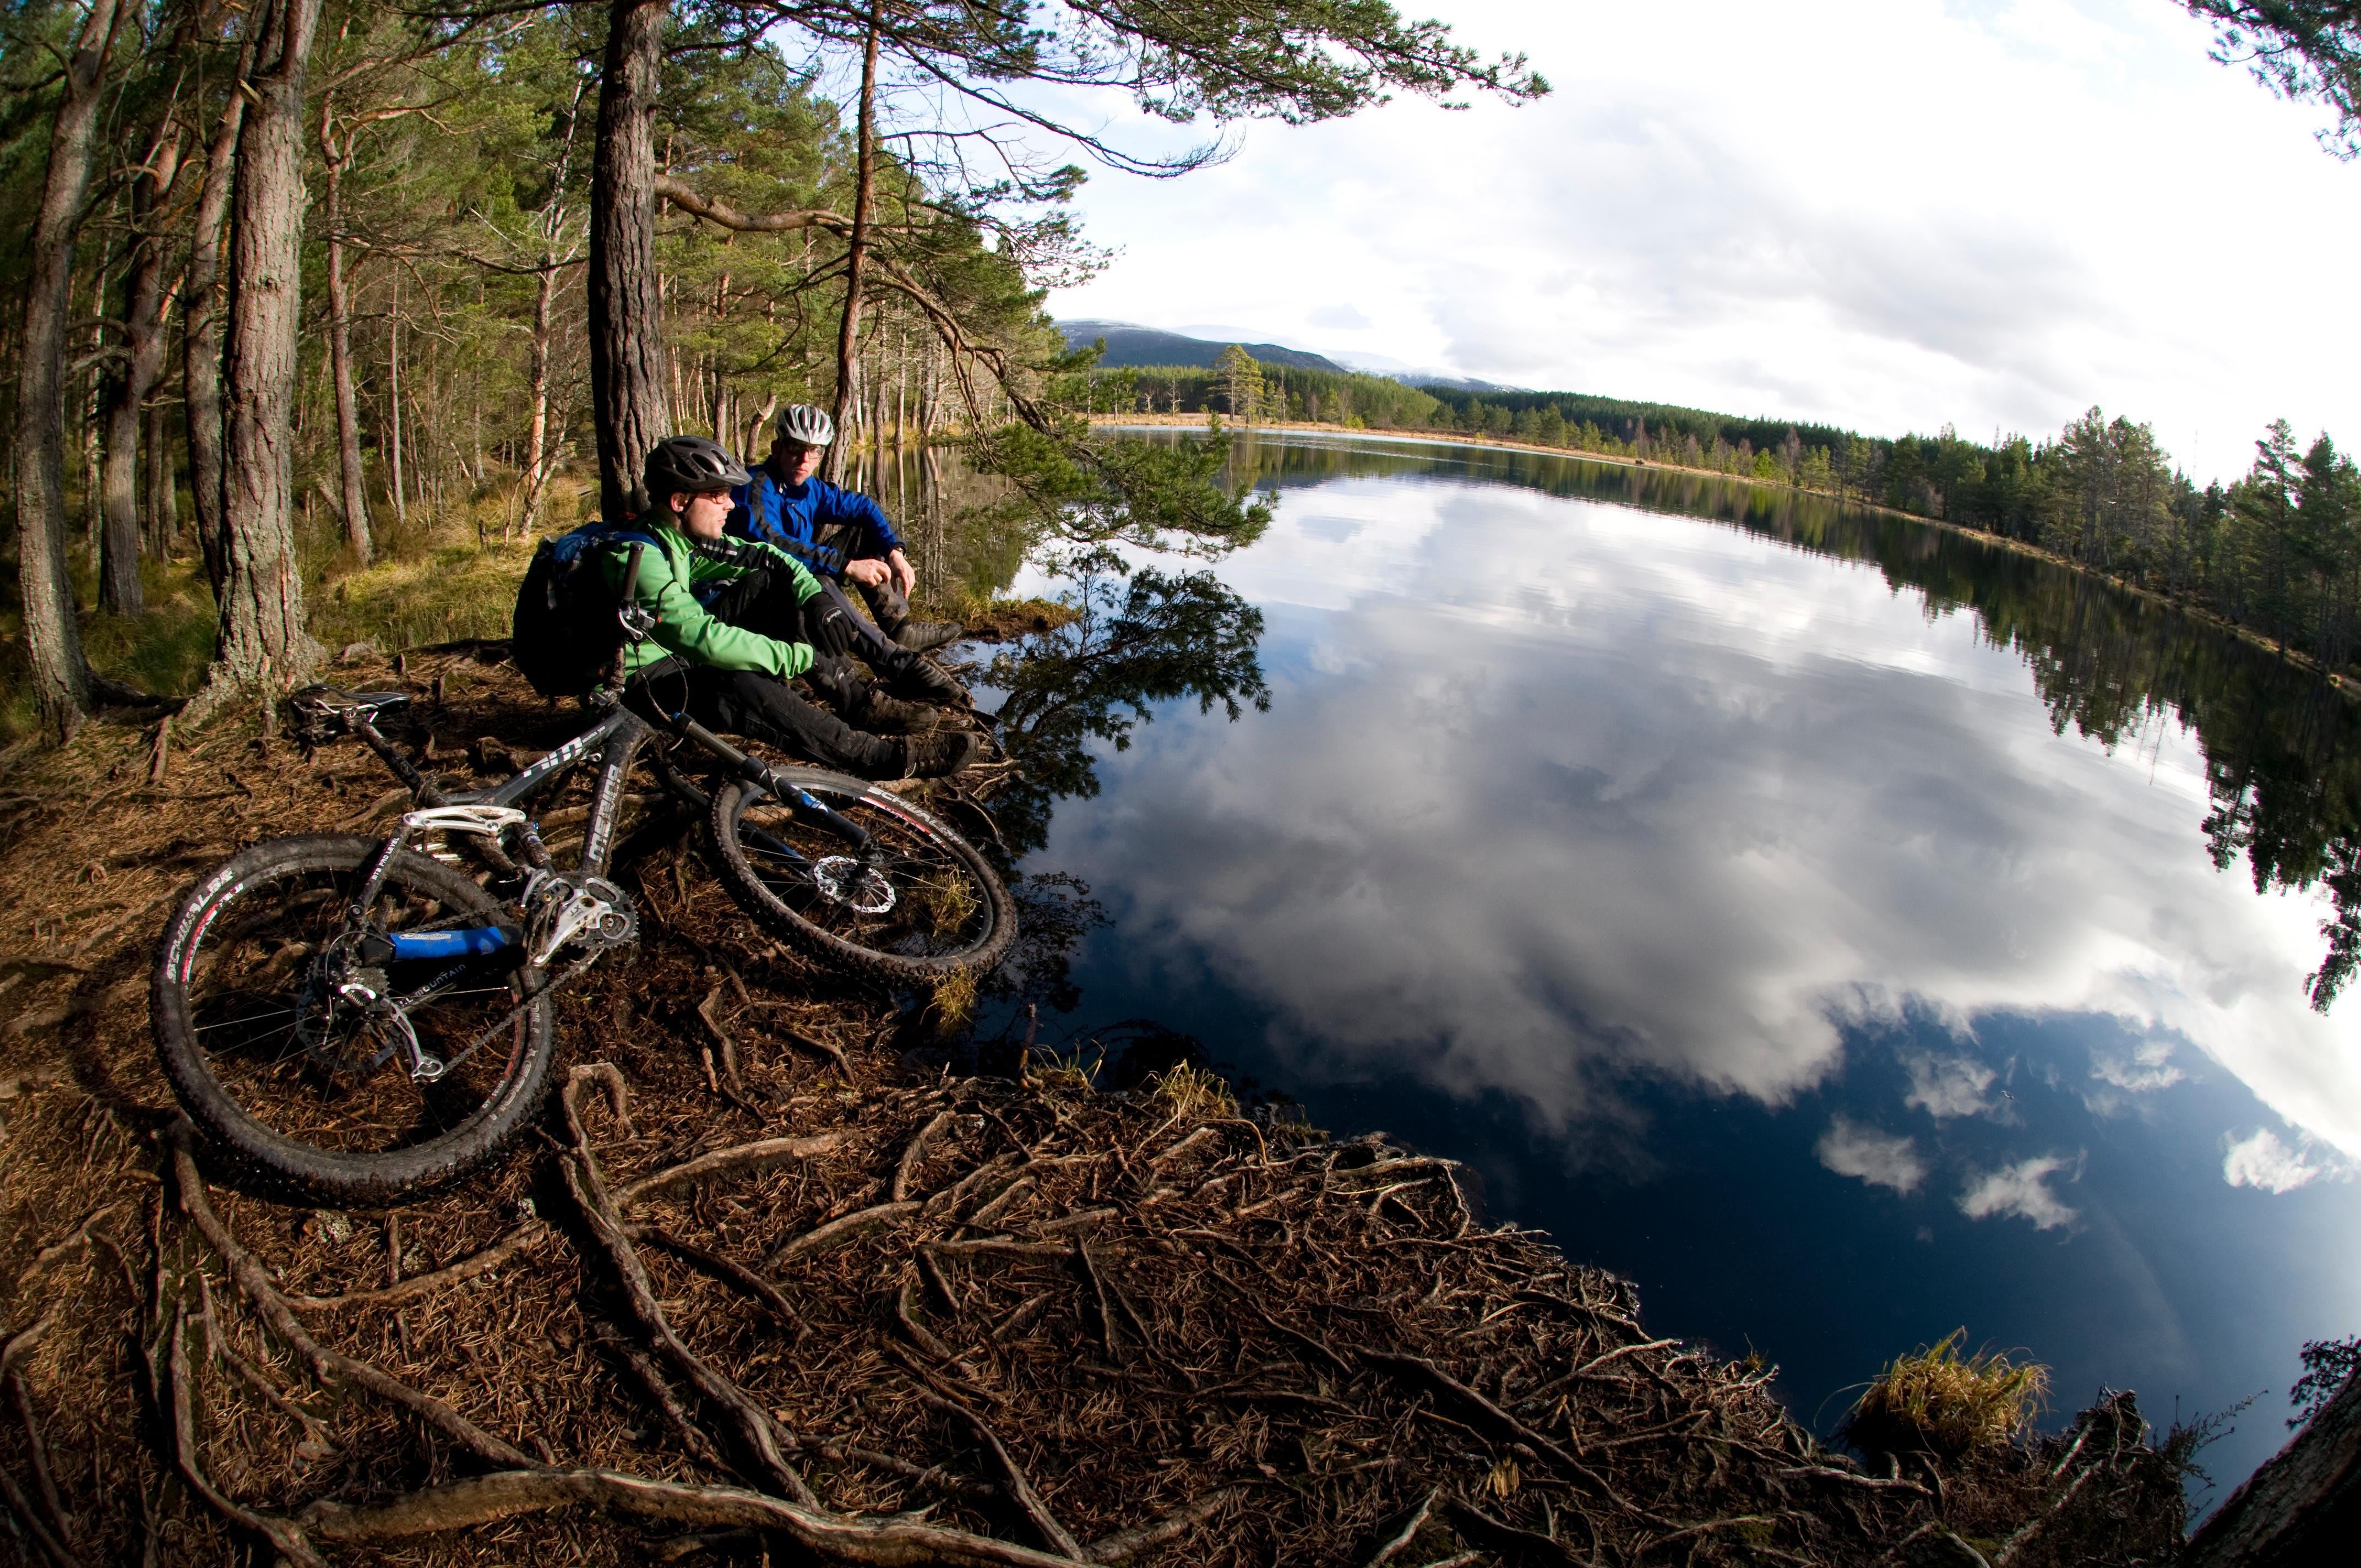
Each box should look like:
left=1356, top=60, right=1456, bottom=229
left=827, top=15, right=879, bottom=481
left=100, top=122, right=186, bottom=617
left=319, top=105, right=371, bottom=564
left=589, top=0, right=668, bottom=519
left=387, top=271, right=407, bottom=525
left=12, top=0, right=126, bottom=743
left=521, top=260, right=560, bottom=526
left=183, top=29, right=248, bottom=599
left=212, top=0, right=327, bottom=695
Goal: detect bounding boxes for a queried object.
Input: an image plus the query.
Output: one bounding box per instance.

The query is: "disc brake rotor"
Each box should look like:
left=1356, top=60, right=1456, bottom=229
left=812, top=855, right=896, bottom=915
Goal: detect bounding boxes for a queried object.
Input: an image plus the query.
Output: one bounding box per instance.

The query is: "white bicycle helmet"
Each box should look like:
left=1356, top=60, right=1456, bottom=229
left=776, top=403, right=836, bottom=448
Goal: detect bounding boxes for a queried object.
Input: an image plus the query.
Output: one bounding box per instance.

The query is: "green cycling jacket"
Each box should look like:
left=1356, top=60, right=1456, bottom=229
left=596, top=522, right=826, bottom=679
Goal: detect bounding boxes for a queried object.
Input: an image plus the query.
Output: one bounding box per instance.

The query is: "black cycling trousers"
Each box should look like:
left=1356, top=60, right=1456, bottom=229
left=829, top=577, right=912, bottom=666
left=625, top=570, right=899, bottom=776
left=629, top=666, right=899, bottom=778
left=699, top=569, right=928, bottom=695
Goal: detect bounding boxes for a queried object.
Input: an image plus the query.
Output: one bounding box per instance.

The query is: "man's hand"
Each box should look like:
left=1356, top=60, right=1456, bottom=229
left=845, top=557, right=891, bottom=589
left=887, top=547, right=916, bottom=599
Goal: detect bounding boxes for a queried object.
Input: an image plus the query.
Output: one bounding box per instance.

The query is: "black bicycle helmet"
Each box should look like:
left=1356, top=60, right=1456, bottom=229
left=643, top=435, right=752, bottom=504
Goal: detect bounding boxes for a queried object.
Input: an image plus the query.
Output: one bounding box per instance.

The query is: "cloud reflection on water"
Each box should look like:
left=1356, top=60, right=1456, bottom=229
left=1037, top=476, right=2361, bottom=1163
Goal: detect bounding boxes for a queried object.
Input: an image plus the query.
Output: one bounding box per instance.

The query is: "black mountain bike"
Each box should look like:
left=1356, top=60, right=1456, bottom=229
left=150, top=682, right=1012, bottom=1206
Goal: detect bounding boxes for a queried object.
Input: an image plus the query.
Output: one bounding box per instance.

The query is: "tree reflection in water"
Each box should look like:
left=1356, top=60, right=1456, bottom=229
left=915, top=429, right=2361, bottom=1045
left=1214, top=430, right=2361, bottom=1012
left=932, top=546, right=1270, bottom=1059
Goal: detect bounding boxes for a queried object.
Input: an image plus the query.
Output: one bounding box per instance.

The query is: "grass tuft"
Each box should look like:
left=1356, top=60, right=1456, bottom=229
left=1842, top=1329, right=2049, bottom=1460
left=915, top=869, right=981, bottom=937
left=1029, top=1044, right=1101, bottom=1093
left=1144, top=1059, right=1237, bottom=1121
left=926, top=968, right=979, bottom=1031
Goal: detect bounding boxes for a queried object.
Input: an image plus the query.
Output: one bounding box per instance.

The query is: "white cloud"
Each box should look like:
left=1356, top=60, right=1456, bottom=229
left=2093, top=1039, right=2185, bottom=1095
left=1021, top=477, right=2361, bottom=1157
left=2222, top=1128, right=2329, bottom=1194
left=1906, top=1052, right=2005, bottom=1121
left=1816, top=1117, right=1928, bottom=1194
left=2086, top=1038, right=2188, bottom=1116
left=1960, top=1155, right=2081, bottom=1230
left=1047, top=0, right=2361, bottom=482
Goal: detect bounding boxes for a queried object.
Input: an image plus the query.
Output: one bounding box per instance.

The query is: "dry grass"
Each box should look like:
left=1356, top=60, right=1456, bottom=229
left=1843, top=1329, right=2051, bottom=1460
left=916, top=591, right=1081, bottom=641
left=1143, top=1059, right=1237, bottom=1121
left=925, top=965, right=981, bottom=1029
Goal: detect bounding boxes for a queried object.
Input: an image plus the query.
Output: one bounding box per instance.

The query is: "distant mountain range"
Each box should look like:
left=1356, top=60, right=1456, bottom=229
left=1054, top=319, right=1521, bottom=393
left=1057, top=320, right=1346, bottom=374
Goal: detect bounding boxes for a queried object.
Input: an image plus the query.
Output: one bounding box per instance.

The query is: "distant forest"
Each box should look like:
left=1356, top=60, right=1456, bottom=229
left=1061, top=350, right=2361, bottom=684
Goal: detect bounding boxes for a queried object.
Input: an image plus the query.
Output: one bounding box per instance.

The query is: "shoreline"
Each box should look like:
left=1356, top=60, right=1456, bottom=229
left=1089, top=415, right=2358, bottom=698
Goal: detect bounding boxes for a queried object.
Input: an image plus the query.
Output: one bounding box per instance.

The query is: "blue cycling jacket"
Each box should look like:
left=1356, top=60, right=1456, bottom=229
left=727, top=469, right=902, bottom=579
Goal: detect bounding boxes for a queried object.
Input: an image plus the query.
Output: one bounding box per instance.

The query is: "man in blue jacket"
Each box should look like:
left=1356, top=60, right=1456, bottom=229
left=611, top=436, right=978, bottom=781
left=729, top=403, right=964, bottom=661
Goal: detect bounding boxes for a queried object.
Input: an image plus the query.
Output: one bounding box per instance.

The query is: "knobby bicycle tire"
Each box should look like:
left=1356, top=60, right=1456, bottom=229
left=152, top=835, right=557, bottom=1206
left=709, top=770, right=1015, bottom=984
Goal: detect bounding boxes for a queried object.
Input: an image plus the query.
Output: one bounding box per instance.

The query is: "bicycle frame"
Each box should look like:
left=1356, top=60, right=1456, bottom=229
left=328, top=691, right=879, bottom=951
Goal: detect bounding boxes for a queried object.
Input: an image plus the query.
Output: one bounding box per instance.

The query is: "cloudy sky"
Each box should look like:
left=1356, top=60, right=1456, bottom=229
left=1040, top=0, right=2361, bottom=484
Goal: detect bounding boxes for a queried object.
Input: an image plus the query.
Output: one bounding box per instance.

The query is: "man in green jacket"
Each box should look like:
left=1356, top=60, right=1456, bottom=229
left=606, top=435, right=977, bottom=780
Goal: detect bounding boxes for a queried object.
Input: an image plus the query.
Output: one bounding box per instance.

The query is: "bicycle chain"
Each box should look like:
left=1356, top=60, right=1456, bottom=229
left=427, top=950, right=612, bottom=1082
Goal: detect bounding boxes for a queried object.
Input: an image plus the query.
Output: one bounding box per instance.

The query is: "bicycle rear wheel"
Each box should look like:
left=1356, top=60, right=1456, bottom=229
left=709, top=770, right=1015, bottom=984
left=152, top=835, right=556, bottom=1206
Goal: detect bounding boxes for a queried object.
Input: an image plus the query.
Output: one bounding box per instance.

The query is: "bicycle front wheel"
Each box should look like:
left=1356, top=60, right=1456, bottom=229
left=151, top=835, right=556, bottom=1206
left=709, top=770, right=1015, bottom=984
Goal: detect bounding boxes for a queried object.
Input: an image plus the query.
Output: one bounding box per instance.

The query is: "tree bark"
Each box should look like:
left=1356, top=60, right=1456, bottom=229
left=100, top=120, right=187, bottom=617
left=213, top=0, right=327, bottom=693
left=319, top=104, right=371, bottom=564
left=182, top=28, right=249, bottom=600
left=387, top=269, right=406, bottom=525
left=521, top=260, right=560, bottom=528
left=588, top=0, right=668, bottom=520
left=146, top=398, right=178, bottom=556
left=826, top=14, right=880, bottom=482
left=2185, top=1369, right=2361, bottom=1568
left=11, top=0, right=127, bottom=743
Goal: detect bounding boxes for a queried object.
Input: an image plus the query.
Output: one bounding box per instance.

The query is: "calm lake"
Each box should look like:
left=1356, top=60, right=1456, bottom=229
left=933, top=428, right=2361, bottom=1496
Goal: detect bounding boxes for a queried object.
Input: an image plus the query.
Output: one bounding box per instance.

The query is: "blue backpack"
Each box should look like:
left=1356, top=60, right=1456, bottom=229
left=510, top=520, right=661, bottom=698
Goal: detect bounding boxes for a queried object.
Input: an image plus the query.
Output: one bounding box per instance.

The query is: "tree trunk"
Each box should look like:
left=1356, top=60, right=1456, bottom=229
left=11, top=0, right=126, bottom=743
left=100, top=122, right=186, bottom=617
left=212, top=0, right=327, bottom=693
left=146, top=399, right=178, bottom=556
left=588, top=0, right=668, bottom=520
left=827, top=15, right=880, bottom=482
left=2185, top=1369, right=2360, bottom=1567
left=387, top=270, right=407, bottom=525
left=319, top=111, right=371, bottom=564
left=521, top=259, right=559, bottom=528
left=183, top=27, right=249, bottom=600
left=80, top=247, right=108, bottom=567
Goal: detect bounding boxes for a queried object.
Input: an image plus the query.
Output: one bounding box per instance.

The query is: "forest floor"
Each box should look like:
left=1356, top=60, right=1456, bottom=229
left=0, top=644, right=2196, bottom=1566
